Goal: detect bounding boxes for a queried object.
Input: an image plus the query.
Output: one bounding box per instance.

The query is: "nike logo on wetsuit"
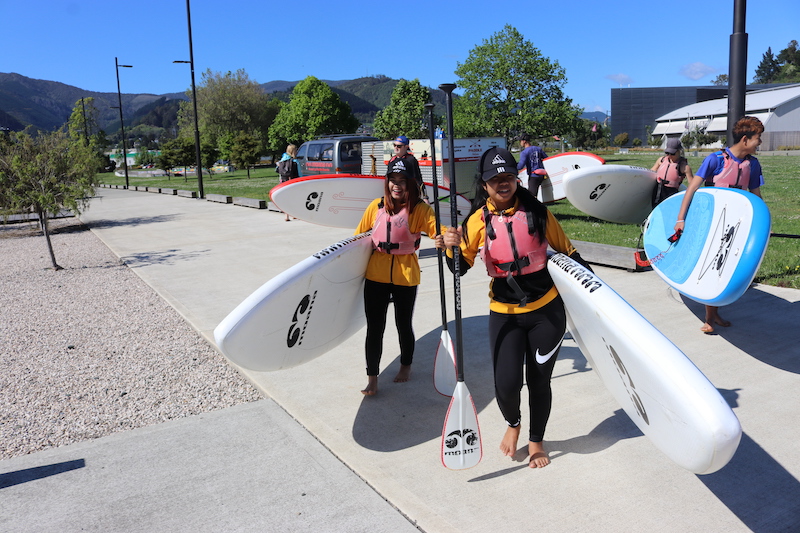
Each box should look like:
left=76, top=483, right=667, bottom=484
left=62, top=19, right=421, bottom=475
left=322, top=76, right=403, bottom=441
left=534, top=336, right=564, bottom=364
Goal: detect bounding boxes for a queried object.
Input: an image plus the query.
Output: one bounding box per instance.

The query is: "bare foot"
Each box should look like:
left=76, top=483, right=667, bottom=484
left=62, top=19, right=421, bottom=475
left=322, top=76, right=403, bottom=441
left=499, top=425, right=521, bottom=457
left=361, top=376, right=378, bottom=396
left=393, top=364, right=411, bottom=383
left=528, top=441, right=550, bottom=468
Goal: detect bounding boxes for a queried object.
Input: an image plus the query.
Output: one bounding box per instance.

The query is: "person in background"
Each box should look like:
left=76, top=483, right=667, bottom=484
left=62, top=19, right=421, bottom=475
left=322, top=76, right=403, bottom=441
left=276, top=144, right=299, bottom=221
left=515, top=134, right=548, bottom=196
left=437, top=147, right=590, bottom=468
left=674, top=116, right=765, bottom=334
left=651, top=138, right=692, bottom=207
left=389, top=135, right=427, bottom=200
left=355, top=158, right=441, bottom=396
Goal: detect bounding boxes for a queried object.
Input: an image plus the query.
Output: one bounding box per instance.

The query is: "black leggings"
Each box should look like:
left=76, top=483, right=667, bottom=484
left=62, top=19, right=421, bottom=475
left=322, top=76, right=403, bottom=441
left=363, top=279, right=418, bottom=376
left=488, top=296, right=566, bottom=443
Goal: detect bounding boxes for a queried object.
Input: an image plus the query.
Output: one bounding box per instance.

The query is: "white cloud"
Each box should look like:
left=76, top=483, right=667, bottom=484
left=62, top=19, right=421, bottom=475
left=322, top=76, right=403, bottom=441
left=605, top=73, right=633, bottom=86
left=679, top=62, right=718, bottom=81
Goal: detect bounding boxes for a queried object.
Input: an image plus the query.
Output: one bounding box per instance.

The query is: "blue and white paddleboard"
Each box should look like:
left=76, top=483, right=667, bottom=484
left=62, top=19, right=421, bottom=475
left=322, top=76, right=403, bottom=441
left=214, top=232, right=372, bottom=371
left=548, top=253, right=741, bottom=474
left=643, top=188, right=771, bottom=306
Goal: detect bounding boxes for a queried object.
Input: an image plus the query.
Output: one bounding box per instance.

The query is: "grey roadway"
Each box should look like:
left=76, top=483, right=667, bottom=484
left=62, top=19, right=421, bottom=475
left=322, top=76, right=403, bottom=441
left=2, top=187, right=799, bottom=532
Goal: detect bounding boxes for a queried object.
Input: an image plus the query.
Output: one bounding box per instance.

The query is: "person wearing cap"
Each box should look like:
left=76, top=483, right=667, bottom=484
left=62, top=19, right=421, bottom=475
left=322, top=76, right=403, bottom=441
left=650, top=138, right=693, bottom=207
left=355, top=157, right=442, bottom=396
left=388, top=135, right=427, bottom=199
left=673, top=116, right=765, bottom=334
left=437, top=147, right=590, bottom=468
left=515, top=134, right=548, bottom=196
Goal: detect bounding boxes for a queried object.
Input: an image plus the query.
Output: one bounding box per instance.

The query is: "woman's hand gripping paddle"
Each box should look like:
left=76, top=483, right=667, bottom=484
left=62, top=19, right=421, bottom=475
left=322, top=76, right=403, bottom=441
left=438, top=85, right=482, bottom=469
left=425, top=103, right=457, bottom=396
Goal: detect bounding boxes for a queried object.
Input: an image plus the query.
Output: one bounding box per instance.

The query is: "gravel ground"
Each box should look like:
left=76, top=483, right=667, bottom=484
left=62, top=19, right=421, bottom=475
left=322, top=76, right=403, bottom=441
left=0, top=218, right=262, bottom=460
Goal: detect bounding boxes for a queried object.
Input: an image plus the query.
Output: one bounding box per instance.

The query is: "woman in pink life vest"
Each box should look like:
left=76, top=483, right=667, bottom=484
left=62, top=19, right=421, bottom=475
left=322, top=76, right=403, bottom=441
left=651, top=138, right=693, bottom=207
left=437, top=147, right=589, bottom=468
left=355, top=158, right=441, bottom=396
left=674, top=116, right=765, bottom=334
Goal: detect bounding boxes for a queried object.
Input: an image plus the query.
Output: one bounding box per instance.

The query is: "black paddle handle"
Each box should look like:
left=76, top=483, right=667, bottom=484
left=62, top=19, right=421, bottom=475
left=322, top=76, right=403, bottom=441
left=440, top=83, right=464, bottom=383
left=425, top=103, right=449, bottom=331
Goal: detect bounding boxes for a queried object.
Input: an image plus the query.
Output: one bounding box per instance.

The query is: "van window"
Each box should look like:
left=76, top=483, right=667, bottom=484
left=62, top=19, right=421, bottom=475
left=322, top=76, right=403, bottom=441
left=308, top=143, right=334, bottom=161
left=340, top=142, right=361, bottom=161
left=296, top=143, right=308, bottom=160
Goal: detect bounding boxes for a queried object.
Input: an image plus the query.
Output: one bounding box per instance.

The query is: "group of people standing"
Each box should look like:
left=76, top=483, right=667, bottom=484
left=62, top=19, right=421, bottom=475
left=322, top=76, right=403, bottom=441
left=303, top=116, right=765, bottom=468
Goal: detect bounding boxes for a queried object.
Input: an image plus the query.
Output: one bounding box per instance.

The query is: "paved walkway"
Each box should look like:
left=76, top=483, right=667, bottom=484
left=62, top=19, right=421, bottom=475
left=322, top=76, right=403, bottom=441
left=2, top=187, right=799, bottom=532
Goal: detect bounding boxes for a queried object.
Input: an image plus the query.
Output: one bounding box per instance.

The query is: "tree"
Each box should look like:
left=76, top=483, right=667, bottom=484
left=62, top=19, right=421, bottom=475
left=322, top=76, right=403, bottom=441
left=177, top=69, right=280, bottom=155
left=711, top=74, right=728, bottom=86
left=268, top=76, right=360, bottom=152
left=0, top=130, right=102, bottom=269
left=229, top=132, right=260, bottom=178
left=452, top=25, right=580, bottom=145
left=753, top=47, right=781, bottom=84
left=158, top=137, right=194, bottom=181
left=774, top=40, right=800, bottom=83
left=614, top=132, right=629, bottom=147
left=373, top=79, right=431, bottom=139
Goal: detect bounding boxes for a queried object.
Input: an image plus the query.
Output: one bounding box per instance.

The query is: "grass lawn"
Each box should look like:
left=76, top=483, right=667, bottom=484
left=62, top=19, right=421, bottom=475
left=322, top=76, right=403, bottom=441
left=96, top=153, right=800, bottom=289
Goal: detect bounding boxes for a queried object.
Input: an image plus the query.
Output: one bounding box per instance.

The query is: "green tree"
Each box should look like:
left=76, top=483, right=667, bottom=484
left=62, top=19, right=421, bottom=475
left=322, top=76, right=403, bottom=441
left=711, top=74, right=728, bottom=86
left=452, top=25, right=580, bottom=145
left=774, top=40, right=800, bottom=83
left=373, top=79, right=431, bottom=139
left=753, top=47, right=781, bottom=84
left=178, top=69, right=280, bottom=154
left=614, top=132, right=629, bottom=147
left=268, top=76, right=360, bottom=152
left=158, top=137, right=194, bottom=181
left=0, top=130, right=102, bottom=269
left=229, top=131, right=260, bottom=178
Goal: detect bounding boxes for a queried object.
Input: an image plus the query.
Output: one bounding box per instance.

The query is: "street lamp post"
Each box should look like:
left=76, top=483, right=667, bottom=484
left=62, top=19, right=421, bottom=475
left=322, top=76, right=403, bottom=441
left=114, top=57, right=133, bottom=189
left=174, top=0, right=204, bottom=198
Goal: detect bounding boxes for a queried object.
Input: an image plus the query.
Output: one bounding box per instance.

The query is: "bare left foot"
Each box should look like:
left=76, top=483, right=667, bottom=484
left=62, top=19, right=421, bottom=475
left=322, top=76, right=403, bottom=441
left=393, top=364, right=411, bottom=383
left=528, top=441, right=550, bottom=468
left=499, top=425, right=521, bottom=457
left=361, top=375, right=378, bottom=396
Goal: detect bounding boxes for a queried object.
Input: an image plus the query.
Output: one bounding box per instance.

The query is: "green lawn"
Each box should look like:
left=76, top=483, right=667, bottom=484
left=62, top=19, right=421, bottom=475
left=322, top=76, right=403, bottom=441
left=96, top=154, right=800, bottom=289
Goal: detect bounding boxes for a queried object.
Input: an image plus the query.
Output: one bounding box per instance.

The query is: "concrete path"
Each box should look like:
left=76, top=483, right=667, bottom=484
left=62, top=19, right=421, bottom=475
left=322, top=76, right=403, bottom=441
left=3, top=187, right=799, bottom=532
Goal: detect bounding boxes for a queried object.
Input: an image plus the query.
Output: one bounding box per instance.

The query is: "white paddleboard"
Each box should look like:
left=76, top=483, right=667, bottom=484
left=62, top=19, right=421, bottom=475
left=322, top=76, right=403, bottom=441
left=214, top=232, right=372, bottom=371
left=270, top=174, right=471, bottom=228
left=537, top=152, right=606, bottom=203
left=548, top=253, right=741, bottom=474
left=643, top=188, right=771, bottom=306
left=563, top=165, right=657, bottom=224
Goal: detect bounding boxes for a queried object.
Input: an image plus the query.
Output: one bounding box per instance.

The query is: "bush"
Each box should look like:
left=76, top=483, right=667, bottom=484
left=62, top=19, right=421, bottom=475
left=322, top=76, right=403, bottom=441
left=614, top=132, right=629, bottom=146
left=632, top=138, right=642, bottom=147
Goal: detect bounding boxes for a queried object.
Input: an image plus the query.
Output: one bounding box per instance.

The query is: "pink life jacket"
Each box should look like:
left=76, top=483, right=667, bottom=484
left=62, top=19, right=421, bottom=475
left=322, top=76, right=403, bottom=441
left=713, top=150, right=750, bottom=189
left=371, top=200, right=421, bottom=255
left=480, top=206, right=547, bottom=278
left=656, top=156, right=686, bottom=188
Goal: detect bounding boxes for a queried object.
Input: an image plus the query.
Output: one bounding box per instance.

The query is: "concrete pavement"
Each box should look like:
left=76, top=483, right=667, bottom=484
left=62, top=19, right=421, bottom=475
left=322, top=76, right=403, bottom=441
left=2, top=186, right=799, bottom=532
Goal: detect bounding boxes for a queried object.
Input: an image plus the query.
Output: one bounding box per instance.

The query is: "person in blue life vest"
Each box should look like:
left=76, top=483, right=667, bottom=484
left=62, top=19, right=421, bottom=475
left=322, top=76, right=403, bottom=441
left=651, top=138, right=693, bottom=207
left=436, top=147, right=590, bottom=468
left=674, top=116, right=765, bottom=334
left=355, top=158, right=441, bottom=395
left=515, top=134, right=548, bottom=196
left=276, top=144, right=299, bottom=221
left=388, top=135, right=427, bottom=200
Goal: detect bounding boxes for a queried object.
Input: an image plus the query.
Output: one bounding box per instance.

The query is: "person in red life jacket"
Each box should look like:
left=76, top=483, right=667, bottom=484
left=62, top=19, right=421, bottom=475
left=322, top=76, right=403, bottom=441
left=515, top=134, right=548, bottom=196
left=388, top=135, right=427, bottom=200
left=674, top=115, right=765, bottom=334
left=355, top=157, right=441, bottom=395
left=436, top=147, right=590, bottom=468
left=651, top=138, right=693, bottom=207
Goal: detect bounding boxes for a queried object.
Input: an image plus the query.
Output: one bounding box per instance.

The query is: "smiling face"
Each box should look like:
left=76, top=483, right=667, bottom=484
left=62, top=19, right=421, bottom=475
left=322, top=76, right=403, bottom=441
left=387, top=174, right=409, bottom=203
left=482, top=173, right=518, bottom=210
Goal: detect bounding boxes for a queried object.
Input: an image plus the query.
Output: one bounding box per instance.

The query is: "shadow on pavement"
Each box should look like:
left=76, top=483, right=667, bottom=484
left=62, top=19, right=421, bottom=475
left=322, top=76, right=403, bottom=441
left=0, top=459, right=86, bottom=489
left=121, top=248, right=211, bottom=268
left=85, top=214, right=180, bottom=230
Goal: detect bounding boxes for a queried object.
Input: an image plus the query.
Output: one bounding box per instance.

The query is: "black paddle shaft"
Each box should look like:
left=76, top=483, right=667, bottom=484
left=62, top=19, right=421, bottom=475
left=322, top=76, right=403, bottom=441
left=425, top=103, right=448, bottom=331
left=439, top=83, right=465, bottom=383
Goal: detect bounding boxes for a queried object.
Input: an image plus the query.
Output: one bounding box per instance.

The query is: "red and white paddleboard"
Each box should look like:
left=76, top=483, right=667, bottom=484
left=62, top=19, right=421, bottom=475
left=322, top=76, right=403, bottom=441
left=518, top=152, right=606, bottom=203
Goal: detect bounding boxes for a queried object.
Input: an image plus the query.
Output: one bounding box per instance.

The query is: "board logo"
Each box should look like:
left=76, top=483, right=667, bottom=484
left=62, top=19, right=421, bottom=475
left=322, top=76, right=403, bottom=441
left=443, top=429, right=480, bottom=456
left=698, top=207, right=740, bottom=280
left=548, top=254, right=603, bottom=293
left=312, top=232, right=371, bottom=260
left=287, top=290, right=317, bottom=348
left=589, top=183, right=610, bottom=201
left=305, top=191, right=322, bottom=211
left=605, top=339, right=649, bottom=425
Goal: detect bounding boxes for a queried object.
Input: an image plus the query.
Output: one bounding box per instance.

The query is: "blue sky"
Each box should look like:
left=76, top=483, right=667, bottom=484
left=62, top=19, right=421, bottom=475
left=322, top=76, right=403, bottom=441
left=3, top=0, right=798, bottom=115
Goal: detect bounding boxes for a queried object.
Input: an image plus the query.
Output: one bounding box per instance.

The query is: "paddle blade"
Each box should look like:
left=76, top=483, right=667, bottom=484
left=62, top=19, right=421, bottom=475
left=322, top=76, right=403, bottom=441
left=433, top=330, right=457, bottom=396
left=441, top=382, right=482, bottom=470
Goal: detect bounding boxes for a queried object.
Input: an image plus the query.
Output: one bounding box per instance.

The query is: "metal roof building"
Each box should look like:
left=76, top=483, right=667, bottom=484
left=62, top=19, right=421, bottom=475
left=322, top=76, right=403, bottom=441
left=652, top=83, right=800, bottom=150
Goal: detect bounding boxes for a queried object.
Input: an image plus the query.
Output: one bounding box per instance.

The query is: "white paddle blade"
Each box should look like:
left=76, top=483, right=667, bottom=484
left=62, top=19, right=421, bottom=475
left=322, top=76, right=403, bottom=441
left=441, top=382, right=482, bottom=470
left=433, top=330, right=457, bottom=396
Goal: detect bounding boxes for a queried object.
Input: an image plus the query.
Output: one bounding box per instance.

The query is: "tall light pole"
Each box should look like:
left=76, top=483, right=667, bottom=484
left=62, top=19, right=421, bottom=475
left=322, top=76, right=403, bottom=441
left=727, top=0, right=748, bottom=145
left=114, top=57, right=133, bottom=189
left=174, top=0, right=204, bottom=198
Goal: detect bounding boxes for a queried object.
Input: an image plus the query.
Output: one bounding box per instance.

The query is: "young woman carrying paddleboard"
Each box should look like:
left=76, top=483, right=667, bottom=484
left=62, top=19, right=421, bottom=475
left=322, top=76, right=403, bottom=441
left=355, top=158, right=441, bottom=396
left=437, top=147, right=590, bottom=468
left=674, top=116, right=765, bottom=334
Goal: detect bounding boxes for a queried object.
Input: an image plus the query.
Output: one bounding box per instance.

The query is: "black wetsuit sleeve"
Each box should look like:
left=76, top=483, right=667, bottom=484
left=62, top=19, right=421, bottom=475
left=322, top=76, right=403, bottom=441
left=445, top=253, right=471, bottom=275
